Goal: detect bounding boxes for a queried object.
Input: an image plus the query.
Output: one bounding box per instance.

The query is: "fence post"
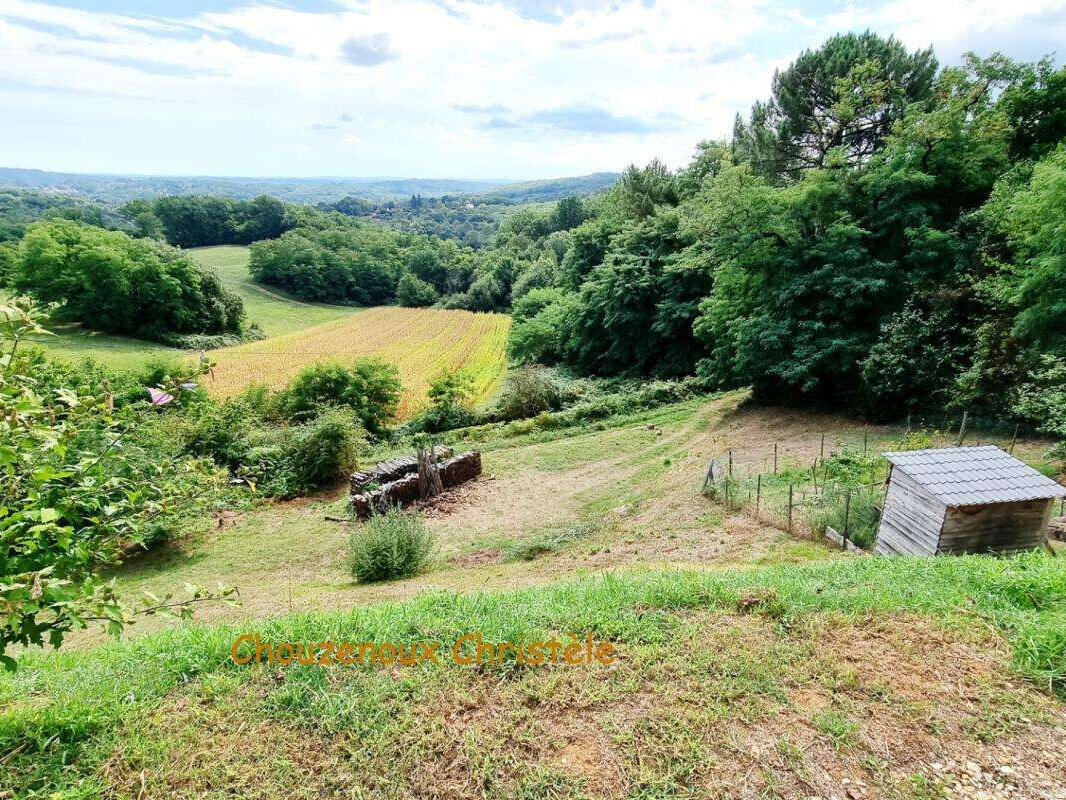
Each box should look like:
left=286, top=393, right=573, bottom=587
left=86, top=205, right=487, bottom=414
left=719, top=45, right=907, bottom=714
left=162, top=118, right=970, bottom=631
left=756, top=473, right=762, bottom=515
left=863, top=428, right=868, bottom=454
left=956, top=411, right=969, bottom=447
left=820, top=433, right=825, bottom=462
left=773, top=442, right=778, bottom=474
left=843, top=490, right=851, bottom=551
left=811, top=462, right=818, bottom=491
left=1009, top=423, right=1019, bottom=455
left=728, top=449, right=733, bottom=477
left=788, top=484, right=793, bottom=533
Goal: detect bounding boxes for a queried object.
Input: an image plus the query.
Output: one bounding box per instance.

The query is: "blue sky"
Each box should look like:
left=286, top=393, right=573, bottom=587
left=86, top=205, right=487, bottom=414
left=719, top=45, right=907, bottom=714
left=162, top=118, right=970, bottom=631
left=1, top=0, right=1063, bottom=180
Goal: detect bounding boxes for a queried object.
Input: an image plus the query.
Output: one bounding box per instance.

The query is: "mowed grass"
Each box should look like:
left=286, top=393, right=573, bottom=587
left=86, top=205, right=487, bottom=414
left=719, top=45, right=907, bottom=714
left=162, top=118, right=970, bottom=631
left=3, top=555, right=1065, bottom=798
left=188, top=246, right=357, bottom=336
left=206, top=306, right=511, bottom=417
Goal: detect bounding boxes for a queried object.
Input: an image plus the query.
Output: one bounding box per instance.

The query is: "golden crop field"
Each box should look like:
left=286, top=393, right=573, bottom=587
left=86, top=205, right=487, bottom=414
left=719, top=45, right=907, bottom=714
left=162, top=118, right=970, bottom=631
left=205, top=306, right=511, bottom=418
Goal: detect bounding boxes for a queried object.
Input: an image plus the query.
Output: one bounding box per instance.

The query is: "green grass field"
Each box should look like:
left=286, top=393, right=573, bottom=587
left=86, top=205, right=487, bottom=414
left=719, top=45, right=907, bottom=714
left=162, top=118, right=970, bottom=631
left=190, top=245, right=357, bottom=337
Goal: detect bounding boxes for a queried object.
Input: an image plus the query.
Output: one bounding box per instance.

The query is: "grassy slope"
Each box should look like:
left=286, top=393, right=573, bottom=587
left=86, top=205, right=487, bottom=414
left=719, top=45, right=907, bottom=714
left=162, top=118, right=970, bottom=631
left=4, top=397, right=1066, bottom=798
left=17, top=245, right=357, bottom=371
left=3, top=557, right=1064, bottom=798
left=189, top=245, right=356, bottom=337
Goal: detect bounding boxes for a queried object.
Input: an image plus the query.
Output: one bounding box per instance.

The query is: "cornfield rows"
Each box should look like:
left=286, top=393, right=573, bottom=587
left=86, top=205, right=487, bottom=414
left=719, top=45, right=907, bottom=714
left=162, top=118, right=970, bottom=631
left=205, top=307, right=511, bottom=418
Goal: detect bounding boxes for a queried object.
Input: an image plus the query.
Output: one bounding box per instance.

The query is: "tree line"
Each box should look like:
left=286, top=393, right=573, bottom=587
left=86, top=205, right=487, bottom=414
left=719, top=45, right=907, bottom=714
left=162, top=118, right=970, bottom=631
left=507, top=32, right=1066, bottom=436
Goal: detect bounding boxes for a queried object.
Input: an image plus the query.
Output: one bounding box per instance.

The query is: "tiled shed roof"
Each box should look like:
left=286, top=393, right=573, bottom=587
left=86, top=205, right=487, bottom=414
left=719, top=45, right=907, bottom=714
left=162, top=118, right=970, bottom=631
left=883, top=445, right=1066, bottom=507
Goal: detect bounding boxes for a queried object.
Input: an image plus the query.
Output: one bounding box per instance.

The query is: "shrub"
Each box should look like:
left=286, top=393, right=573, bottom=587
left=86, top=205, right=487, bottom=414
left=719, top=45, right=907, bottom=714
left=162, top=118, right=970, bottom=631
left=287, top=407, right=364, bottom=490
left=1, top=299, right=230, bottom=662
left=495, top=364, right=561, bottom=420
left=348, top=507, right=434, bottom=583
left=277, top=359, right=401, bottom=435
left=396, top=272, right=439, bottom=307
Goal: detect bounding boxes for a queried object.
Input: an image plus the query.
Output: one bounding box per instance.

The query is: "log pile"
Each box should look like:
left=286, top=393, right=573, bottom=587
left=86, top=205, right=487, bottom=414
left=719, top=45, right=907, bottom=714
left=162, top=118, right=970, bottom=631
left=349, top=451, right=481, bottom=519
left=350, top=447, right=453, bottom=493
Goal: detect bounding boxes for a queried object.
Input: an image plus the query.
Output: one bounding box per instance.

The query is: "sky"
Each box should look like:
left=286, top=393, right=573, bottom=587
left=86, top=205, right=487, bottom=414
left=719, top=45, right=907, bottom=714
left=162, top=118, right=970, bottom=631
left=1, top=0, right=1064, bottom=180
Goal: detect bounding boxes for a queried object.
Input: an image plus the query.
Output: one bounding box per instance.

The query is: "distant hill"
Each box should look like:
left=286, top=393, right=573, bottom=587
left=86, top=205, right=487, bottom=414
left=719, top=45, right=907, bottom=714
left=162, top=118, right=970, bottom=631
left=0, top=167, right=618, bottom=206
left=0, top=168, right=509, bottom=205
left=473, top=172, right=619, bottom=203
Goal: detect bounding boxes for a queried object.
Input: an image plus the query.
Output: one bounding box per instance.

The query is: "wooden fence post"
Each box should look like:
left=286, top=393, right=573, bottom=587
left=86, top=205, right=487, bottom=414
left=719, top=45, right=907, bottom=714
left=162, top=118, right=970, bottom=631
left=728, top=449, right=733, bottom=477
left=863, top=428, right=868, bottom=454
left=956, top=411, right=969, bottom=447
left=843, top=490, right=851, bottom=550
left=820, top=433, right=825, bottom=462
left=756, top=473, right=762, bottom=515
left=787, top=484, right=793, bottom=533
left=773, top=442, right=778, bottom=474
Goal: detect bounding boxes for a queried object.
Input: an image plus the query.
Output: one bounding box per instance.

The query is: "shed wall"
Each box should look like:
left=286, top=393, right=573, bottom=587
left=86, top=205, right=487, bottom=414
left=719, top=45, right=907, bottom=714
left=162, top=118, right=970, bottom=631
left=874, top=469, right=947, bottom=556
left=937, top=499, right=1052, bottom=555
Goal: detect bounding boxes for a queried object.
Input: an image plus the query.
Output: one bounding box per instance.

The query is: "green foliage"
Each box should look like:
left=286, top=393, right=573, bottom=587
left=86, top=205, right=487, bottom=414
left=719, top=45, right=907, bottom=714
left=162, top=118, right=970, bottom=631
left=347, top=508, right=433, bottom=583
left=0, top=299, right=230, bottom=664
left=12, top=219, right=245, bottom=342
left=248, top=211, right=471, bottom=306
left=150, top=194, right=294, bottom=248
left=276, top=359, right=401, bottom=435
left=396, top=271, right=439, bottom=307
left=1001, top=143, right=1066, bottom=351
left=260, top=407, right=365, bottom=498
left=495, top=364, right=561, bottom=421
left=410, top=369, right=477, bottom=433
left=733, top=31, right=937, bottom=179
left=176, top=399, right=365, bottom=499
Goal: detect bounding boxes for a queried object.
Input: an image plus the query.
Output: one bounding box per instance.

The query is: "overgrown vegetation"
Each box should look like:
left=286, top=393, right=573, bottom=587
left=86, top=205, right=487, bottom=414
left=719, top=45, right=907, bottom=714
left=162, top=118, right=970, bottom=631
left=502, top=37, right=1066, bottom=438
left=0, top=300, right=235, bottom=664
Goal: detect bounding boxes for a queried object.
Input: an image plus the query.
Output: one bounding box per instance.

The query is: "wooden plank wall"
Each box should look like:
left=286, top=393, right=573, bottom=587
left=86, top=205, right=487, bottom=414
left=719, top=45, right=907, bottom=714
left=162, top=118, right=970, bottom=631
left=874, top=469, right=947, bottom=555
left=938, top=499, right=1052, bottom=555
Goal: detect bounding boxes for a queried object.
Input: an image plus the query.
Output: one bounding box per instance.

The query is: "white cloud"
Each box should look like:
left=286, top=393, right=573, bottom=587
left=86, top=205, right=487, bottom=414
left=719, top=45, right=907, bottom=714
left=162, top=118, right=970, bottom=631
left=0, top=0, right=1062, bottom=178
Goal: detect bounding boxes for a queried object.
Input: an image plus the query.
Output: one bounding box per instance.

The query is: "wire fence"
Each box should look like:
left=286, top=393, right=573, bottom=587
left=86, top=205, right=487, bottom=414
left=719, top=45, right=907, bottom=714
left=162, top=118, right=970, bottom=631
left=701, top=421, right=1066, bottom=551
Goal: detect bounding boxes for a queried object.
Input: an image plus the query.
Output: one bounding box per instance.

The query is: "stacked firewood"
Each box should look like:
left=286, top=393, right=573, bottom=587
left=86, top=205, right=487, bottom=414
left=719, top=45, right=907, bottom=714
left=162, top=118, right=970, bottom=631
left=349, top=451, right=481, bottom=519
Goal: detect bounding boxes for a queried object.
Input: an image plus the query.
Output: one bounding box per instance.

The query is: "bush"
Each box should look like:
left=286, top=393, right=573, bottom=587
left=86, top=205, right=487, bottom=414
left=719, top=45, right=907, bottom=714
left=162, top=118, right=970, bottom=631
left=178, top=399, right=365, bottom=498
left=270, top=407, right=365, bottom=497
left=348, top=507, right=434, bottom=582
left=396, top=272, right=439, bottom=307
left=495, top=364, right=561, bottom=420
left=277, top=359, right=401, bottom=435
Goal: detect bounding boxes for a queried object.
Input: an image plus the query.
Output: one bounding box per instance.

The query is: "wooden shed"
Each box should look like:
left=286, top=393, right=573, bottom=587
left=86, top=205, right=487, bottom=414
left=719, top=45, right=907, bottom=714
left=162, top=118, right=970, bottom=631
left=874, top=445, right=1065, bottom=556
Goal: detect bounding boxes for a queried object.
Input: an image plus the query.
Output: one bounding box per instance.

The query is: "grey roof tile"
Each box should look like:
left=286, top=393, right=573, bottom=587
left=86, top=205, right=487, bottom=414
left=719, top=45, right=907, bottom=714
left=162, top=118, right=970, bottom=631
left=883, top=445, right=1066, bottom=507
